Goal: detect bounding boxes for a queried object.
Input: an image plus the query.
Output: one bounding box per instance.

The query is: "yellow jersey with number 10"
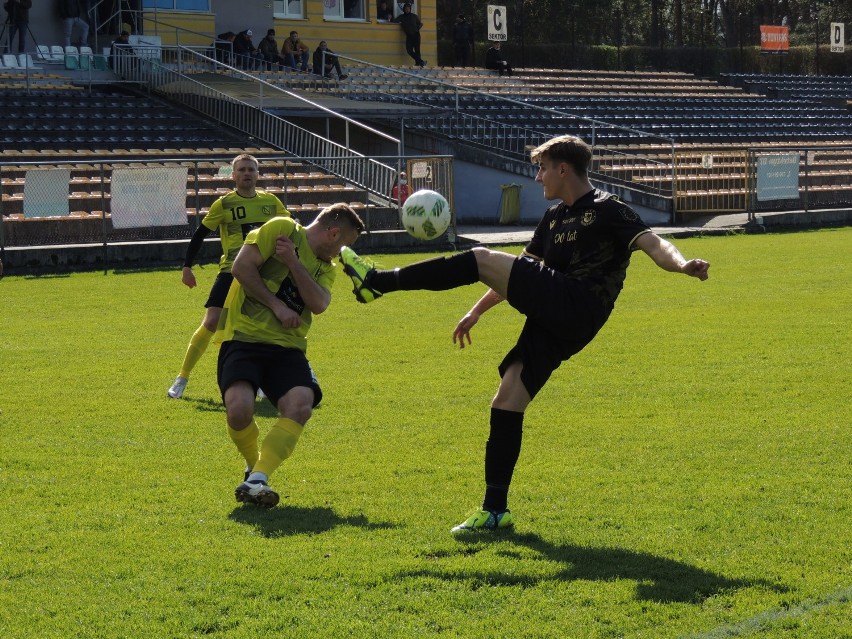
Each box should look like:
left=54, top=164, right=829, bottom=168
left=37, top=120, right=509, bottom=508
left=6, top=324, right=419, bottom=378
left=201, top=189, right=289, bottom=273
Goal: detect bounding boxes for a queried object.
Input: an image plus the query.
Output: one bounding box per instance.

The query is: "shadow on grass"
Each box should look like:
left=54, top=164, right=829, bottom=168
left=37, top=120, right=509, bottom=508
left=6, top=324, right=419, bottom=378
left=407, top=531, right=787, bottom=603
left=189, top=397, right=278, bottom=418
left=229, top=504, right=397, bottom=538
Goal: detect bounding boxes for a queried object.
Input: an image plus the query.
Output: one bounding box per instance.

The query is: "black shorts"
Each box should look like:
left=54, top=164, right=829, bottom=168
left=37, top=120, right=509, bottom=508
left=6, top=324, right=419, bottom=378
left=499, top=256, right=611, bottom=399
left=217, top=340, right=323, bottom=407
left=205, top=272, right=234, bottom=309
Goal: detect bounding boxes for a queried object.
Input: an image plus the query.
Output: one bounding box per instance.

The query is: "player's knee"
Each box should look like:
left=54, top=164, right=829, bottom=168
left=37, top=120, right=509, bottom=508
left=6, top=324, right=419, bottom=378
left=278, top=388, right=314, bottom=424
left=224, top=393, right=255, bottom=430
left=281, top=400, right=312, bottom=425
left=471, top=246, right=491, bottom=264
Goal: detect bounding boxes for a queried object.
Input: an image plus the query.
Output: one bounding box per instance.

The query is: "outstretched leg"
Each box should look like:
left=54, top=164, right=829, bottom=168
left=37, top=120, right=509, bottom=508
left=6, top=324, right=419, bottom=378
left=339, top=246, right=516, bottom=302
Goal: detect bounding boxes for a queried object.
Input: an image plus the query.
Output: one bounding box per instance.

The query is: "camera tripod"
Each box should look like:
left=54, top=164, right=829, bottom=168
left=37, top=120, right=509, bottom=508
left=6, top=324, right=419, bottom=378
left=0, top=3, right=40, bottom=57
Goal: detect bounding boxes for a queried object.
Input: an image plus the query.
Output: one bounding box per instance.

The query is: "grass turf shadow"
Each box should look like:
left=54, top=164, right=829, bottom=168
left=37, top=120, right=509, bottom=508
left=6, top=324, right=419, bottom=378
left=229, top=504, right=397, bottom=538
left=410, top=531, right=788, bottom=603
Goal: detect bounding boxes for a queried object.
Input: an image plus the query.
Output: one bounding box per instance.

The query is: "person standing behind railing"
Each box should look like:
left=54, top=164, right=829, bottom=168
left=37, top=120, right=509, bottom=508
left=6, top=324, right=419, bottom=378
left=58, top=0, right=89, bottom=48
left=452, top=14, right=474, bottom=67
left=391, top=3, right=425, bottom=68
left=3, top=0, right=32, bottom=54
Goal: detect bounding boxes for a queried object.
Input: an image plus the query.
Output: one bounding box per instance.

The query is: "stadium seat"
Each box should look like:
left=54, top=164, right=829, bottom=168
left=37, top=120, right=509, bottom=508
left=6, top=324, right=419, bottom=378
left=2, top=54, right=23, bottom=69
left=79, top=46, right=94, bottom=70
left=18, top=54, right=41, bottom=70
left=65, top=46, right=79, bottom=70
left=36, top=45, right=57, bottom=63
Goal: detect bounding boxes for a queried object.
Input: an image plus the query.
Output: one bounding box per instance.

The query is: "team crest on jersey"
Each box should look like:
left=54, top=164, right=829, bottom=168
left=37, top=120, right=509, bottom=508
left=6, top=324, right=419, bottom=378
left=620, top=207, right=640, bottom=222
left=581, top=210, right=596, bottom=226
left=262, top=205, right=275, bottom=216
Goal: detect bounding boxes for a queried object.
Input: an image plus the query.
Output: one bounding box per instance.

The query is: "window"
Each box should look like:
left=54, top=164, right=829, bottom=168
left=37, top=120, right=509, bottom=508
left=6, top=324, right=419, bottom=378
left=142, top=0, right=210, bottom=10
left=323, top=0, right=364, bottom=20
left=273, top=0, right=304, bottom=19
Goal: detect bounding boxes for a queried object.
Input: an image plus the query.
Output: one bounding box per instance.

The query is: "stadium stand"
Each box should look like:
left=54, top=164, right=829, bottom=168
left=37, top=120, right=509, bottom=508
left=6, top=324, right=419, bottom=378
left=3, top=61, right=851, bottom=259
left=722, top=73, right=852, bottom=106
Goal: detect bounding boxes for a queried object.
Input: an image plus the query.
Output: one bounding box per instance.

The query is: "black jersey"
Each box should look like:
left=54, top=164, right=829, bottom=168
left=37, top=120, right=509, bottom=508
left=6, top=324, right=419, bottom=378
left=525, top=189, right=651, bottom=307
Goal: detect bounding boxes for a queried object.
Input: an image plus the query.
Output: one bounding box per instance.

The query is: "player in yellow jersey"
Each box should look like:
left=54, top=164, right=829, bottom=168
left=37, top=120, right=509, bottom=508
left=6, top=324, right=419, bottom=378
left=168, top=154, right=289, bottom=399
left=217, top=203, right=365, bottom=507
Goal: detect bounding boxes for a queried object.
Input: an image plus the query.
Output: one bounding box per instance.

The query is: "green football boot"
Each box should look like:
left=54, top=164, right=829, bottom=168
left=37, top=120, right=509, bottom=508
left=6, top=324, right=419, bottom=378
left=451, top=509, right=514, bottom=535
left=339, top=246, right=383, bottom=303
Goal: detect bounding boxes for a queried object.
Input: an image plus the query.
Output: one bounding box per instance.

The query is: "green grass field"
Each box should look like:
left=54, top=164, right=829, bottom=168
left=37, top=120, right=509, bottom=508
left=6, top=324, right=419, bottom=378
left=1, top=229, right=850, bottom=638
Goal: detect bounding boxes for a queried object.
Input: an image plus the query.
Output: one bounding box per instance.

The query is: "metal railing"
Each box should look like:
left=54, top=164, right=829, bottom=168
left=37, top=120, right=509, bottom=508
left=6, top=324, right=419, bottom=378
left=311, top=52, right=678, bottom=199
left=112, top=45, right=404, bottom=205
left=746, top=145, right=852, bottom=219
left=668, top=145, right=852, bottom=219
left=0, top=154, right=456, bottom=251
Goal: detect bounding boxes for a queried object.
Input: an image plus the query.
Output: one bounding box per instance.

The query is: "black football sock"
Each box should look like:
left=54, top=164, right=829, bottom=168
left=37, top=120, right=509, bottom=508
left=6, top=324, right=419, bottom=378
left=367, top=250, right=479, bottom=293
left=482, top=407, right=524, bottom=513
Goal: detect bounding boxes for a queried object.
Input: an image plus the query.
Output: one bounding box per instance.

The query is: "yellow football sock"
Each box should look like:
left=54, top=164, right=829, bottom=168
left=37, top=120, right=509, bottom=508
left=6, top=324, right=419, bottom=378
left=253, top=418, right=304, bottom=477
left=178, top=325, right=214, bottom=379
left=228, top=420, right=260, bottom=469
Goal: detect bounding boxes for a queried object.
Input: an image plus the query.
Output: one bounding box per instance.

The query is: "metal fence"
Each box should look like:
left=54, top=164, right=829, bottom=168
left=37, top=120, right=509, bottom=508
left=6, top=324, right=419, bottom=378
left=746, top=146, right=852, bottom=217
left=669, top=145, right=852, bottom=218
left=0, top=154, right=456, bottom=250
left=111, top=45, right=404, bottom=204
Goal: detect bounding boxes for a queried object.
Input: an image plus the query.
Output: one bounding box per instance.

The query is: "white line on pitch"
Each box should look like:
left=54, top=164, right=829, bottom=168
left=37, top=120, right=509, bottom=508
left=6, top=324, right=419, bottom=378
left=680, top=584, right=852, bottom=639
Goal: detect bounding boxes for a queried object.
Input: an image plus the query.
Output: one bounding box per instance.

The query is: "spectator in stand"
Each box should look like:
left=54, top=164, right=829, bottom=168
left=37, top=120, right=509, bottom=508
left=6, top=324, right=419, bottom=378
left=233, top=29, right=261, bottom=70
left=214, top=31, right=236, bottom=65
left=109, top=30, right=135, bottom=69
left=452, top=14, right=474, bottom=67
left=4, top=0, right=32, bottom=54
left=59, top=0, right=90, bottom=48
left=282, top=30, right=309, bottom=72
left=376, top=0, right=392, bottom=21
left=312, top=41, right=348, bottom=80
left=391, top=171, right=410, bottom=205
left=392, top=3, right=425, bottom=67
left=485, top=41, right=512, bottom=76
left=258, top=29, right=286, bottom=70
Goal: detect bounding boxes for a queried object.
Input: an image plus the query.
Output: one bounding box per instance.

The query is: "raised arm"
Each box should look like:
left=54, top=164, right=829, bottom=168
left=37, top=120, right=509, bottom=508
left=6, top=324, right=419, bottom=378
left=232, top=243, right=302, bottom=329
left=633, top=232, right=710, bottom=281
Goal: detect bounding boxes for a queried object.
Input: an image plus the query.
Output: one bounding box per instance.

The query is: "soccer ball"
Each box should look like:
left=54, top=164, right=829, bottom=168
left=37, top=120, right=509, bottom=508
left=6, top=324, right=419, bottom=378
left=400, top=189, right=451, bottom=240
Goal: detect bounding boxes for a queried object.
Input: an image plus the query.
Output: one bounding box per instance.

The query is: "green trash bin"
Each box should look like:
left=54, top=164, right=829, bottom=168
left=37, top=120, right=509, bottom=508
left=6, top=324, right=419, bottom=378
left=499, top=183, right=522, bottom=225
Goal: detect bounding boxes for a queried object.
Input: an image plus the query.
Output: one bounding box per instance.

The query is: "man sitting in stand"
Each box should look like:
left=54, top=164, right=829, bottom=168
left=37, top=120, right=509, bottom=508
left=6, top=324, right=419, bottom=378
left=312, top=41, right=348, bottom=80
left=485, top=41, right=512, bottom=76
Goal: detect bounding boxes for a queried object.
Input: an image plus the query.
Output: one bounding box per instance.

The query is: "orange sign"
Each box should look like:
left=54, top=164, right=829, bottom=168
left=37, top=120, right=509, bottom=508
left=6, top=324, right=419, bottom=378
left=760, top=25, right=790, bottom=53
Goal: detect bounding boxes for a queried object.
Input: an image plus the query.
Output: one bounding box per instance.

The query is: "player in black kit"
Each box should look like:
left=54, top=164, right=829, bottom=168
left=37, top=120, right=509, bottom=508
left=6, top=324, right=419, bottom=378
left=340, top=134, right=710, bottom=534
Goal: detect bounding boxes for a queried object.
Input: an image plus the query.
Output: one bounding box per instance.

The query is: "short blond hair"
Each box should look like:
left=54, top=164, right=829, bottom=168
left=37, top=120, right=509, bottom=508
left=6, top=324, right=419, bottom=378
left=231, top=153, right=258, bottom=169
left=530, top=135, right=591, bottom=176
